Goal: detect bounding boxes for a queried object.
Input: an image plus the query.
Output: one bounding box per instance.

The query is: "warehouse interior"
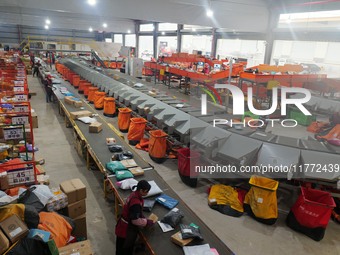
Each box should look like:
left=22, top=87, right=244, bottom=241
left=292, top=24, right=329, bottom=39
left=0, top=0, right=339, bottom=255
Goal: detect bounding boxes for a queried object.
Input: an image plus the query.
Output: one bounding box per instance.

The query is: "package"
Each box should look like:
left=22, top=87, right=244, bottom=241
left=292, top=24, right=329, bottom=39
left=73, top=214, right=87, bottom=239
left=31, top=111, right=38, bottom=128
left=73, top=100, right=83, bottom=108
left=46, top=188, right=68, bottom=212
left=37, top=174, right=50, bottom=185
left=129, top=167, right=144, bottom=176
left=58, top=240, right=93, bottom=255
left=161, top=208, right=184, bottom=228
left=60, top=178, right=86, bottom=204
left=64, top=96, right=74, bottom=105
left=148, top=213, right=158, bottom=223
left=70, top=110, right=92, bottom=120
left=67, top=199, right=86, bottom=219
left=27, top=229, right=51, bottom=242
left=171, top=231, right=193, bottom=247
left=106, top=138, right=116, bottom=145
left=0, top=172, right=9, bottom=190
left=156, top=194, right=179, bottom=210
left=180, top=224, right=203, bottom=241
left=143, top=199, right=156, bottom=212
left=0, top=214, right=29, bottom=243
left=47, top=239, right=59, bottom=255
left=89, top=122, right=102, bottom=133
left=106, top=161, right=127, bottom=174
left=120, top=159, right=138, bottom=168
left=35, top=158, right=45, bottom=165
left=0, top=228, right=10, bottom=254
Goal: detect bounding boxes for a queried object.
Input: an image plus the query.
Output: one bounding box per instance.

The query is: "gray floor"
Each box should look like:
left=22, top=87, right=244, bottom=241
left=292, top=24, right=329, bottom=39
left=28, top=74, right=340, bottom=255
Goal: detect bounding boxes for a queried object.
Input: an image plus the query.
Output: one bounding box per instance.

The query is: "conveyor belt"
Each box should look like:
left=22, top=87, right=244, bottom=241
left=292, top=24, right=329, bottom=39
left=60, top=58, right=340, bottom=183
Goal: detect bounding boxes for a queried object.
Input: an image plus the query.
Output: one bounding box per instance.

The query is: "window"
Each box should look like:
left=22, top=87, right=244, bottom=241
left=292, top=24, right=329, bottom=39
left=216, top=39, right=266, bottom=66
left=114, top=34, right=123, bottom=44
left=125, top=34, right=136, bottom=47
left=158, top=23, right=177, bottom=31
left=278, top=10, right=340, bottom=29
left=157, top=36, right=177, bottom=57
left=271, top=40, right=340, bottom=78
left=183, top=25, right=212, bottom=31
left=139, top=36, right=154, bottom=60
left=181, top=35, right=212, bottom=56
left=140, top=24, right=154, bottom=32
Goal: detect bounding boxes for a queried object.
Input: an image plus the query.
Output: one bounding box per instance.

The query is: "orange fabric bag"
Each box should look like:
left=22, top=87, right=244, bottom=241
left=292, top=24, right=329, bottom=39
left=118, top=108, right=132, bottom=132
left=38, top=212, right=72, bottom=248
left=148, top=130, right=168, bottom=163
left=94, top=91, right=106, bottom=110
left=127, top=118, right=147, bottom=145
left=104, top=97, right=116, bottom=116
left=88, top=87, right=99, bottom=104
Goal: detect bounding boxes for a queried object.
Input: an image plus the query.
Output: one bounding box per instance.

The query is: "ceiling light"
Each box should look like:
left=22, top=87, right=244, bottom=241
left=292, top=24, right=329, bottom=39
left=161, top=31, right=165, bottom=35
left=127, top=30, right=131, bottom=33
left=89, top=27, right=93, bottom=32
left=192, top=28, right=196, bottom=32
left=103, top=23, right=107, bottom=28
left=44, top=25, right=49, bottom=29
left=45, top=19, right=50, bottom=25
left=88, top=0, right=96, bottom=6
left=206, top=9, right=213, bottom=17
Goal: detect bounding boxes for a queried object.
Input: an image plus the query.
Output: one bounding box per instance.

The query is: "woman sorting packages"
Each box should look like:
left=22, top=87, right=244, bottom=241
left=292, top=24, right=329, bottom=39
left=115, top=180, right=155, bottom=255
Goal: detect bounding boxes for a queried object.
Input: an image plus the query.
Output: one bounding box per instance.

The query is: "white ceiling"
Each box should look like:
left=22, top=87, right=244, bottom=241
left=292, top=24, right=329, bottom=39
left=1, top=0, right=340, bottom=33
left=0, top=0, right=269, bottom=32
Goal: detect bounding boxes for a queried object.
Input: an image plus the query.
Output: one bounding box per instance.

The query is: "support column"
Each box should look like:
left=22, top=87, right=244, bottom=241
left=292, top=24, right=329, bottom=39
left=264, top=11, right=280, bottom=64
left=177, top=24, right=183, bottom=53
left=135, top=21, right=140, bottom=58
left=153, top=22, right=158, bottom=59
left=211, top=28, right=217, bottom=58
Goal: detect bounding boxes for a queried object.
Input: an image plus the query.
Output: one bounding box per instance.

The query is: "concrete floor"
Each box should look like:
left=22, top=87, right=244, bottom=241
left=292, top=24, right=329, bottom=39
left=28, top=72, right=339, bottom=255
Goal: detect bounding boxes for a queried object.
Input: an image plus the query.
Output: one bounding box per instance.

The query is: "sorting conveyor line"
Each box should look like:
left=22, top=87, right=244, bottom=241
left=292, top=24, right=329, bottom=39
left=60, top=58, right=340, bottom=183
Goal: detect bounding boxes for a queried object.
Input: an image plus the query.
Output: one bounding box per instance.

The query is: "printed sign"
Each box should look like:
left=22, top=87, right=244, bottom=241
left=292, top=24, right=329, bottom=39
left=12, top=116, right=29, bottom=125
left=7, top=166, right=35, bottom=186
left=3, top=127, right=24, bottom=140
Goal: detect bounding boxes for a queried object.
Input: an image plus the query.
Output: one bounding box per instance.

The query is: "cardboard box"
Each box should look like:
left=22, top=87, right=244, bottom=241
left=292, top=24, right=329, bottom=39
left=171, top=231, right=193, bottom=247
left=58, top=240, right=93, bottom=255
left=148, top=213, right=158, bottom=223
left=60, top=178, right=86, bottom=204
left=64, top=96, right=74, bottom=105
left=0, top=229, right=9, bottom=254
left=73, top=100, right=83, bottom=108
left=73, top=214, right=87, bottom=239
left=70, top=110, right=92, bottom=120
left=89, top=122, right=102, bottom=133
left=31, top=111, right=38, bottom=128
left=0, top=214, right=29, bottom=244
left=46, top=188, right=68, bottom=212
left=120, top=159, right=138, bottom=168
left=129, top=167, right=144, bottom=177
left=67, top=199, right=86, bottom=219
left=0, top=172, right=9, bottom=190
left=35, top=158, right=45, bottom=165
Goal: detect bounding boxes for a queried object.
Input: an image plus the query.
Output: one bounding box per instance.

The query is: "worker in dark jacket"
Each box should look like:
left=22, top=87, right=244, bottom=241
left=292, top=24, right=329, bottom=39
left=45, top=75, right=54, bottom=103
left=115, top=180, right=154, bottom=255
left=33, top=60, right=41, bottom=77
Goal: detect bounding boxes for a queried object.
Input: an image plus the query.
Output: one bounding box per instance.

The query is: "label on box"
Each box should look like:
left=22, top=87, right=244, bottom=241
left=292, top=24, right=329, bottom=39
left=7, top=166, right=35, bottom=186
left=3, top=128, right=24, bottom=140
left=70, top=253, right=80, bottom=255
left=182, top=229, right=192, bottom=234
left=14, top=87, right=25, bottom=93
left=14, top=106, right=29, bottom=113
left=14, top=81, right=24, bottom=86
left=257, top=198, right=263, bottom=204
left=15, top=94, right=28, bottom=102
left=10, top=227, right=23, bottom=237
left=158, top=197, right=166, bottom=203
left=172, top=208, right=179, bottom=212
left=12, top=116, right=29, bottom=125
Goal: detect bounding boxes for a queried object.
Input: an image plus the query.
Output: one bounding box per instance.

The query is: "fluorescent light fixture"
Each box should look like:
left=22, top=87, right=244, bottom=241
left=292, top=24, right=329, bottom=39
left=103, top=23, right=107, bottom=28
left=192, top=28, right=196, bottom=31
left=161, top=31, right=165, bottom=35
left=88, top=0, right=96, bottom=6
left=45, top=19, right=50, bottom=25
left=127, top=30, right=131, bottom=33
left=89, top=27, right=93, bottom=32
left=44, top=25, right=49, bottom=29
left=206, top=9, right=213, bottom=17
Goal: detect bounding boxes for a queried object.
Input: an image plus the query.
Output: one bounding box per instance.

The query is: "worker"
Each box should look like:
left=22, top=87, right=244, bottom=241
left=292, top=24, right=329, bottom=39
left=45, top=75, right=54, bottom=103
left=33, top=60, right=41, bottom=77
left=115, top=180, right=154, bottom=255
left=203, top=63, right=210, bottom=74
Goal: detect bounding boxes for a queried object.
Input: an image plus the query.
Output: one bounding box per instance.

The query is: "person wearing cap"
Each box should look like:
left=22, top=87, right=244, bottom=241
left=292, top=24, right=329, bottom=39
left=115, top=180, right=154, bottom=255
left=45, top=75, right=54, bottom=103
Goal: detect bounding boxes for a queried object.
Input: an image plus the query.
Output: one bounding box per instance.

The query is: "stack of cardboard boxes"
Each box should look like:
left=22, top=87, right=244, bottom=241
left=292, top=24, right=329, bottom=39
left=60, top=178, right=87, bottom=239
left=64, top=96, right=83, bottom=108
